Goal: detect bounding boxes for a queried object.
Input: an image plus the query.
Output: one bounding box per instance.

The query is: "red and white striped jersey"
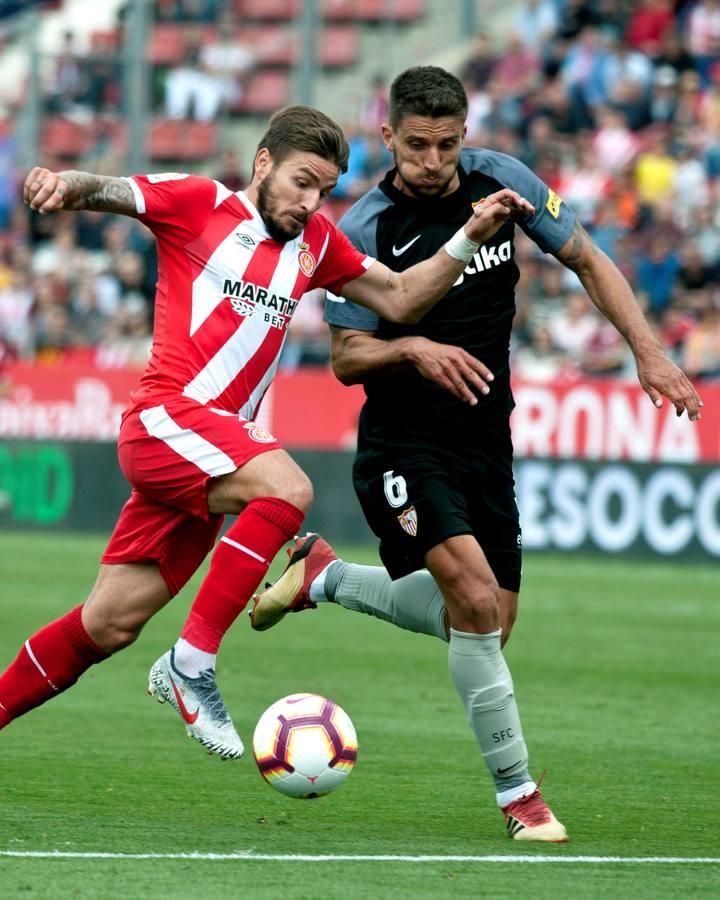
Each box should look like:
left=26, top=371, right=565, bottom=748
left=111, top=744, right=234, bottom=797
left=125, top=173, right=372, bottom=418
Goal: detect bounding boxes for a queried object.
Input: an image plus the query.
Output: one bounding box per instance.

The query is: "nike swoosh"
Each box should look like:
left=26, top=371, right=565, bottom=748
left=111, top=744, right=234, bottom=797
left=392, top=235, right=421, bottom=256
left=497, top=761, right=523, bottom=775
left=169, top=676, right=199, bottom=724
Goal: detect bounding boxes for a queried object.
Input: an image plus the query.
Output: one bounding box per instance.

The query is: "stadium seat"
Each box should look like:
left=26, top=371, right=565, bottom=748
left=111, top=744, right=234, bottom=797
left=249, top=25, right=357, bottom=67
left=146, top=118, right=185, bottom=160
left=42, top=118, right=96, bottom=158
left=237, top=0, right=300, bottom=20
left=320, top=26, right=358, bottom=66
left=323, top=0, right=425, bottom=21
left=184, top=121, right=218, bottom=160
left=147, top=24, right=187, bottom=66
left=238, top=71, right=290, bottom=113
left=146, top=119, right=218, bottom=161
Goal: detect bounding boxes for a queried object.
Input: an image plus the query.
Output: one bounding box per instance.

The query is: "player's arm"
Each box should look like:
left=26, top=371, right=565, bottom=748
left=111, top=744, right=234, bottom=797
left=341, top=188, right=534, bottom=324
left=555, top=220, right=702, bottom=420
left=24, top=167, right=136, bottom=215
left=329, top=325, right=494, bottom=406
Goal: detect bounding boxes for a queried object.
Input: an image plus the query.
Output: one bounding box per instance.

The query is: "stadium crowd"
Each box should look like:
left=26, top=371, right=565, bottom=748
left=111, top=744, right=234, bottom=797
left=1, top=0, right=720, bottom=379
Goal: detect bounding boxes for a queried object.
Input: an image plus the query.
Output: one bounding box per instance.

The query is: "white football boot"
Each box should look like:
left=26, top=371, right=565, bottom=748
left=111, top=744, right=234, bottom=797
left=148, top=649, right=244, bottom=760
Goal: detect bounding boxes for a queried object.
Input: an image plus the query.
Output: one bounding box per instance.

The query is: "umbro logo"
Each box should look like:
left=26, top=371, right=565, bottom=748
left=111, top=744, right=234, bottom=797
left=235, top=232, right=256, bottom=248
left=392, top=235, right=421, bottom=256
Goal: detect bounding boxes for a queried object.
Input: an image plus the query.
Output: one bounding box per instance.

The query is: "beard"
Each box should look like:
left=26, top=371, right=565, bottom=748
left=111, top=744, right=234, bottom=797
left=256, top=173, right=305, bottom=242
left=393, top=151, right=456, bottom=199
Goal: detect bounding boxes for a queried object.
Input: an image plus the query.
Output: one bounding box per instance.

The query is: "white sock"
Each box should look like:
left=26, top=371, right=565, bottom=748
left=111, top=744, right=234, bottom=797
left=496, top=780, right=537, bottom=808
left=173, top=638, right=216, bottom=678
left=309, top=562, right=335, bottom=603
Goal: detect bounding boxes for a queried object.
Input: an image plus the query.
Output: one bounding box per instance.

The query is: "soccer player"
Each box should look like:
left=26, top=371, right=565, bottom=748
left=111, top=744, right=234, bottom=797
left=250, top=71, right=702, bottom=841
left=0, top=106, right=533, bottom=759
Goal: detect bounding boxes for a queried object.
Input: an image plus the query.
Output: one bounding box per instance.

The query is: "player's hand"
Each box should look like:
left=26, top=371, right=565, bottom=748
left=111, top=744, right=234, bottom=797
left=406, top=336, right=493, bottom=405
left=23, top=167, right=69, bottom=214
left=465, top=189, right=535, bottom=245
left=636, top=350, right=703, bottom=421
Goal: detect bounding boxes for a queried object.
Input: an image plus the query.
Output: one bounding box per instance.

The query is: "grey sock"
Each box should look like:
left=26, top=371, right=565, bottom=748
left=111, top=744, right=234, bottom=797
left=448, top=627, right=531, bottom=793
left=327, top=563, right=447, bottom=641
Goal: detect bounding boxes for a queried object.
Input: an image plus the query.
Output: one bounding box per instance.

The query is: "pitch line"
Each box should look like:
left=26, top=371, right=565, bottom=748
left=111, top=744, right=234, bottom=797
left=0, top=852, right=719, bottom=864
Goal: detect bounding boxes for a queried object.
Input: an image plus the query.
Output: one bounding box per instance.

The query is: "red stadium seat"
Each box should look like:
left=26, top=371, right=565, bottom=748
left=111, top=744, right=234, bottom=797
left=238, top=71, right=290, bottom=113
left=320, top=26, right=358, bottom=66
left=146, top=118, right=184, bottom=160
left=248, top=25, right=357, bottom=67
left=237, top=0, right=300, bottom=20
left=184, top=121, right=218, bottom=160
left=147, top=24, right=187, bottom=66
left=323, top=0, right=424, bottom=21
left=42, top=118, right=96, bottom=158
left=89, top=29, right=121, bottom=52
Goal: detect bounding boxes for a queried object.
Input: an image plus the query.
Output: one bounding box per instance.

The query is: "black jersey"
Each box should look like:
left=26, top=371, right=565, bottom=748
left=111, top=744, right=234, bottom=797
left=324, top=148, right=576, bottom=437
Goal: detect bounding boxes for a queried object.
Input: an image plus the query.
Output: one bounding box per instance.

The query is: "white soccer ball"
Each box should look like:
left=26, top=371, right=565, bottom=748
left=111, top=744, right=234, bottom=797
left=252, top=693, right=358, bottom=799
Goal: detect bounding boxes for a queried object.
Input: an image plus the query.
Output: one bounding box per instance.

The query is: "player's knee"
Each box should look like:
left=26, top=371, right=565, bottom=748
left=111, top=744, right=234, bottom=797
left=279, top=470, right=313, bottom=513
left=84, top=608, right=147, bottom=652
left=87, top=619, right=143, bottom=652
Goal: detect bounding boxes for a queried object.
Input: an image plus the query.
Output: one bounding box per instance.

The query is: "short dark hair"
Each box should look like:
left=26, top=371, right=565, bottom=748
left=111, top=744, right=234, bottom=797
left=255, top=106, right=349, bottom=173
left=389, top=66, right=468, bottom=129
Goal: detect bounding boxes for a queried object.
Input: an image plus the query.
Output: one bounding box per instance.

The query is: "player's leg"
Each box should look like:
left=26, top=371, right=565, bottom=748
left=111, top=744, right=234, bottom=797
left=252, top=538, right=520, bottom=647
left=251, top=533, right=448, bottom=638
left=150, top=450, right=308, bottom=758
left=0, top=561, right=169, bottom=731
left=428, top=535, right=565, bottom=841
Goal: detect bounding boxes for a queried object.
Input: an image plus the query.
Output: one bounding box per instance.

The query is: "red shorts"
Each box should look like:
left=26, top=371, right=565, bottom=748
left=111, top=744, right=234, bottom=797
left=101, top=396, right=282, bottom=594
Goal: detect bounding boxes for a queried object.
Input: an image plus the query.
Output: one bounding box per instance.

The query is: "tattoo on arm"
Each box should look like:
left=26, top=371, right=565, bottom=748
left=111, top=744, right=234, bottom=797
left=558, top=221, right=601, bottom=271
left=59, top=171, right=137, bottom=215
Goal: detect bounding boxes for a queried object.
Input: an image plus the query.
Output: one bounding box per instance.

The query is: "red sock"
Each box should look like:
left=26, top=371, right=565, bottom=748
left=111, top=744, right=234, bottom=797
left=181, top=497, right=304, bottom=652
left=0, top=605, right=108, bottom=728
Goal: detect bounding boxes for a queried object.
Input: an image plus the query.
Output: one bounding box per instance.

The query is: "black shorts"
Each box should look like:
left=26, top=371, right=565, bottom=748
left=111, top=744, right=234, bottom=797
left=352, top=418, right=522, bottom=592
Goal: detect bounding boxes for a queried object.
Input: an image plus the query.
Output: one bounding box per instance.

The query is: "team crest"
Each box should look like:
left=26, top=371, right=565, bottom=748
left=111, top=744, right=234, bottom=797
left=397, top=506, right=418, bottom=537
left=298, top=242, right=316, bottom=276
left=243, top=422, right=276, bottom=443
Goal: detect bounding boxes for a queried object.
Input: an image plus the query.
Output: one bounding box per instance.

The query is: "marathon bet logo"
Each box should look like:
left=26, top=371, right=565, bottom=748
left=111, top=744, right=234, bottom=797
left=453, top=239, right=512, bottom=286
left=223, top=278, right=298, bottom=330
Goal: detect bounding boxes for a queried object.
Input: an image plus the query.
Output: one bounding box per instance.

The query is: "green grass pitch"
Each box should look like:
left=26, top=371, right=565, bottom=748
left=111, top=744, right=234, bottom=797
left=1, top=531, right=718, bottom=898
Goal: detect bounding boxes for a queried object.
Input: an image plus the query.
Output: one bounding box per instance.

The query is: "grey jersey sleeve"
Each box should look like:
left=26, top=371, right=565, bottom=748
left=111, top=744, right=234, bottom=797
left=323, top=187, right=389, bottom=332
left=461, top=148, right=576, bottom=254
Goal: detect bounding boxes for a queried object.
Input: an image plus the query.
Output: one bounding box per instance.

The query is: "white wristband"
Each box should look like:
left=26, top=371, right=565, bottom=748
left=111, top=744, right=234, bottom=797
left=444, top=227, right=480, bottom=262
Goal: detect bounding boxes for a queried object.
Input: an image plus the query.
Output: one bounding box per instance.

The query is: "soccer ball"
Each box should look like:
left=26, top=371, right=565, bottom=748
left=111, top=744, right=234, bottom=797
left=252, top=693, right=358, bottom=799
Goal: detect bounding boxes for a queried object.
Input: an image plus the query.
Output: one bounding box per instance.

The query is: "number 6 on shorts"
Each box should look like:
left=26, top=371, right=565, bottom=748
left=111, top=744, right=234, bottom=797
left=383, top=470, right=408, bottom=508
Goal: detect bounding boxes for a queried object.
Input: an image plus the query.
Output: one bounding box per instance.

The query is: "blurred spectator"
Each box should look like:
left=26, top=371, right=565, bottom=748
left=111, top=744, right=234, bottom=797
left=279, top=290, right=330, bottom=371
left=660, top=302, right=695, bottom=358
left=677, top=239, right=717, bottom=291
left=214, top=149, right=246, bottom=192
left=515, top=0, right=558, bottom=53
left=680, top=295, right=720, bottom=377
left=491, top=33, right=540, bottom=97
left=512, top=325, right=567, bottom=382
left=579, top=319, right=631, bottom=375
left=165, top=22, right=253, bottom=122
left=636, top=235, right=682, bottom=317
left=654, top=26, right=695, bottom=77
left=634, top=129, right=677, bottom=207
left=592, top=106, right=639, bottom=173
left=46, top=30, right=88, bottom=116
left=625, top=0, right=675, bottom=56
left=686, top=0, right=720, bottom=85
left=459, top=32, right=497, bottom=91
left=361, top=75, right=389, bottom=132
left=548, top=291, right=600, bottom=361
left=647, top=65, right=679, bottom=124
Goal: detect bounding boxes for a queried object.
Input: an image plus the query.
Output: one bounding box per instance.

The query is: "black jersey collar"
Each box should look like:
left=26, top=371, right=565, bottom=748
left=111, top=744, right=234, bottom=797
left=379, top=164, right=469, bottom=213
